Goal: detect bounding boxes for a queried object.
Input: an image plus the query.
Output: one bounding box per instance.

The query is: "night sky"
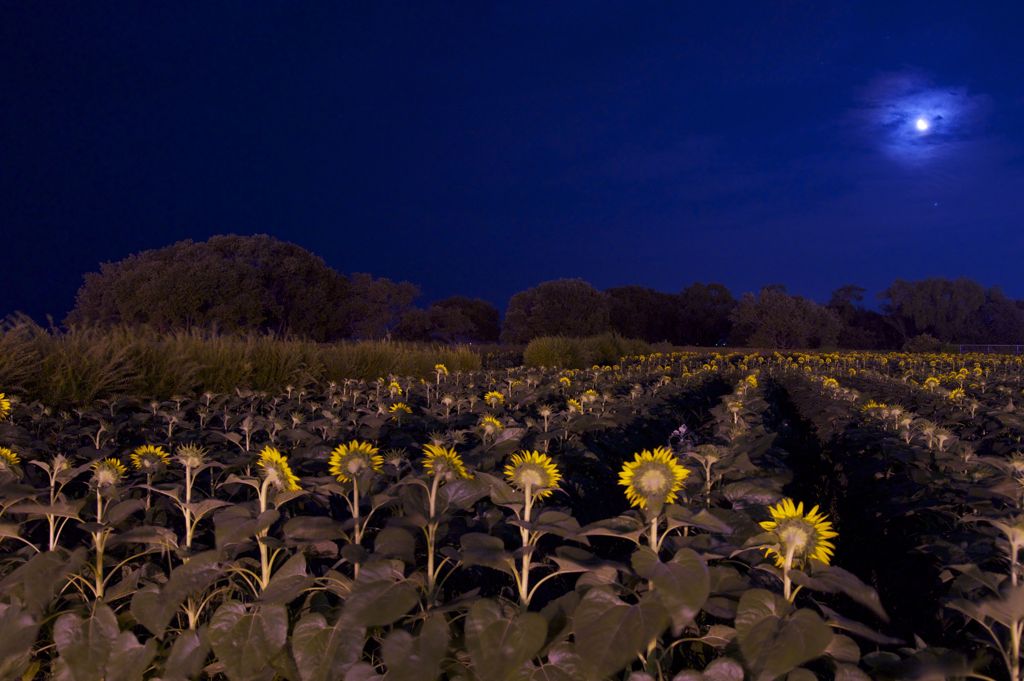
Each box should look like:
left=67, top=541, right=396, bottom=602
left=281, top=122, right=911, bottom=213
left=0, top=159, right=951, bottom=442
left=3, top=2, right=1023, bottom=321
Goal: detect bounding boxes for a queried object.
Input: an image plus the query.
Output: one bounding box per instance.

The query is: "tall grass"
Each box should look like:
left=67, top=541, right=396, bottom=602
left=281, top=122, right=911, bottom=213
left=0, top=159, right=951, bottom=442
left=0, top=318, right=480, bottom=404
left=523, top=333, right=653, bottom=369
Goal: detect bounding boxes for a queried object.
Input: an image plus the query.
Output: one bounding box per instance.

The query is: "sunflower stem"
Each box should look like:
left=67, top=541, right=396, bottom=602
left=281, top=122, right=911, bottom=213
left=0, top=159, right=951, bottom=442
left=425, top=473, right=442, bottom=597
left=518, top=484, right=534, bottom=606
left=257, top=477, right=272, bottom=590
left=352, top=477, right=361, bottom=579
left=782, top=543, right=797, bottom=602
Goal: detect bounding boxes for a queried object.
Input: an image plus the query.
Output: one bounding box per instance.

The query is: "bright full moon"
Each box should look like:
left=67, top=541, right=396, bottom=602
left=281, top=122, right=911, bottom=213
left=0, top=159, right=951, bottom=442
left=915, top=117, right=930, bottom=131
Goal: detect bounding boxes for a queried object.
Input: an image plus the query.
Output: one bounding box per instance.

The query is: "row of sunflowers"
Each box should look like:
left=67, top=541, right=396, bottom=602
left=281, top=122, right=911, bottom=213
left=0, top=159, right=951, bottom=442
left=0, top=350, right=1021, bottom=679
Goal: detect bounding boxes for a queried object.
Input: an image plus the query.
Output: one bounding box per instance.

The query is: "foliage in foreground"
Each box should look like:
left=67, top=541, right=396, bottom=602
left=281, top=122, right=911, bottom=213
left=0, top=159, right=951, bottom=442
left=0, top=316, right=479, bottom=404
left=0, top=350, right=1022, bottom=679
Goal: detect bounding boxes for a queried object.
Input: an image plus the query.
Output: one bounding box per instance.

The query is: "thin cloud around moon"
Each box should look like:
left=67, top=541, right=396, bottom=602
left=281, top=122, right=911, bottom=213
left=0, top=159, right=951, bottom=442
left=852, top=71, right=991, bottom=164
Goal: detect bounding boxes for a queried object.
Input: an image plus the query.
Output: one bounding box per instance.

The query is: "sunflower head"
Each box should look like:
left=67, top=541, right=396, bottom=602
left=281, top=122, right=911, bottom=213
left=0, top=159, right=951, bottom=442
left=329, top=440, right=383, bottom=482
left=0, top=393, right=10, bottom=420
left=619, top=446, right=690, bottom=512
left=479, top=415, right=504, bottom=436
left=389, top=402, right=413, bottom=417
left=257, top=446, right=301, bottom=492
left=422, top=443, right=472, bottom=481
left=92, top=457, right=127, bottom=490
left=504, top=450, right=561, bottom=499
left=759, top=498, right=837, bottom=569
left=484, top=391, right=505, bottom=408
left=176, top=443, right=208, bottom=469
left=0, top=447, right=21, bottom=477
left=434, top=363, right=449, bottom=376
left=130, top=444, right=170, bottom=473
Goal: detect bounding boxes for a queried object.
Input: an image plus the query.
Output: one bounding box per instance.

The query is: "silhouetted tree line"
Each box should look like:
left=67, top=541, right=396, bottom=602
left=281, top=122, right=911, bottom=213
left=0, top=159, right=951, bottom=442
left=64, top=236, right=1024, bottom=349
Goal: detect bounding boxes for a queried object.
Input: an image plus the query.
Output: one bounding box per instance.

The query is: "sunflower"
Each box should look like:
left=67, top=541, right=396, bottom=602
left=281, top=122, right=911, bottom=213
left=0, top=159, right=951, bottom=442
left=484, top=391, right=505, bottom=408
left=759, top=498, right=837, bottom=569
left=92, top=457, right=127, bottom=489
left=504, top=451, right=561, bottom=499
left=176, top=443, right=208, bottom=469
left=257, top=446, right=301, bottom=492
left=422, top=443, right=472, bottom=480
left=619, top=446, right=690, bottom=510
left=389, top=402, right=412, bottom=416
left=329, top=440, right=383, bottom=482
left=0, top=393, right=10, bottom=420
left=0, top=447, right=20, bottom=476
left=130, top=444, right=170, bottom=473
left=479, top=415, right=504, bottom=436
left=434, top=363, right=449, bottom=377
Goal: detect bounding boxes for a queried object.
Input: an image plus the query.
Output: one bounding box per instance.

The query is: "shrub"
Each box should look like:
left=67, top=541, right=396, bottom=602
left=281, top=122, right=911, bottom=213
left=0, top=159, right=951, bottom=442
left=523, top=333, right=651, bottom=368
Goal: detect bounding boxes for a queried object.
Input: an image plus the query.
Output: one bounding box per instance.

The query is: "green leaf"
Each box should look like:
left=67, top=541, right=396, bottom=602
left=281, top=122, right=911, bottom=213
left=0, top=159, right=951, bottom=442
left=737, top=607, right=833, bottom=681
left=465, top=599, right=548, bottom=681
left=208, top=601, right=288, bottom=681
left=0, top=549, right=86, bottom=616
left=161, top=629, right=211, bottom=681
left=701, top=657, right=745, bottom=681
left=528, top=642, right=584, bottom=681
left=53, top=603, right=156, bottom=681
left=131, top=550, right=223, bottom=637
left=631, top=547, right=710, bottom=633
left=381, top=613, right=450, bottom=681
left=0, top=604, right=39, bottom=680
left=373, top=526, right=416, bottom=564
left=734, top=589, right=788, bottom=640
left=291, top=611, right=365, bottom=681
left=572, top=586, right=669, bottom=680
left=261, top=551, right=313, bottom=605
left=460, top=533, right=514, bottom=575
left=344, top=566, right=419, bottom=627
left=786, top=669, right=817, bottom=681
left=283, top=515, right=345, bottom=544
left=789, top=564, right=888, bottom=621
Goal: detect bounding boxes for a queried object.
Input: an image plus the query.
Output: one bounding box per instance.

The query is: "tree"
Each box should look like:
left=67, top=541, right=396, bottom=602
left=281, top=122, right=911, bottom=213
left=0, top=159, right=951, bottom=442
left=881, top=278, right=987, bottom=343
left=393, top=297, right=501, bottom=343
left=430, top=296, right=500, bottom=343
left=68, top=235, right=351, bottom=339
left=730, top=286, right=840, bottom=349
left=67, top=234, right=419, bottom=341
left=828, top=284, right=900, bottom=350
left=501, top=279, right=611, bottom=344
left=340, top=273, right=419, bottom=339
left=677, top=283, right=736, bottom=346
left=607, top=286, right=682, bottom=343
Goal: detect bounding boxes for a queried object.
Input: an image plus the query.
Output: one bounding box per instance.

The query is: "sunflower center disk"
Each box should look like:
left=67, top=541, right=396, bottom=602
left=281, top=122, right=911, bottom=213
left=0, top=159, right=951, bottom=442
left=637, top=466, right=670, bottom=497
left=516, top=466, right=547, bottom=489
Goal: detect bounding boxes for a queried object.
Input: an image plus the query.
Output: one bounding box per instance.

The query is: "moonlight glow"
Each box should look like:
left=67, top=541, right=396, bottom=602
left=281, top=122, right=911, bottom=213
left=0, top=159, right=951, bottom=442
left=915, top=117, right=929, bottom=131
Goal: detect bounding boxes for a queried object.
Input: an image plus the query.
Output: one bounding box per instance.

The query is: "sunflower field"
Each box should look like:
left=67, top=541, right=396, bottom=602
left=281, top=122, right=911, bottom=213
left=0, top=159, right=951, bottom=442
left=0, top=351, right=1022, bottom=680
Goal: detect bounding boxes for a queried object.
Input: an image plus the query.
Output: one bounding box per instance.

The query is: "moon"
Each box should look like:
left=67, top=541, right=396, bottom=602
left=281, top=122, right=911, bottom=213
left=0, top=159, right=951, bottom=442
left=915, top=117, right=930, bottom=131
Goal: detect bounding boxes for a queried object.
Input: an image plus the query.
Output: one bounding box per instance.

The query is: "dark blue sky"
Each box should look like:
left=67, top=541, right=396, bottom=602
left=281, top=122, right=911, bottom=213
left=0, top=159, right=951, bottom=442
left=3, top=2, right=1023, bottom=320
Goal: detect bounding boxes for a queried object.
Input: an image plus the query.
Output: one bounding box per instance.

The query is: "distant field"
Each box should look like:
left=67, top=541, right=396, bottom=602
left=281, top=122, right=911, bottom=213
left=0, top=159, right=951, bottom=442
left=0, top=350, right=1018, bottom=679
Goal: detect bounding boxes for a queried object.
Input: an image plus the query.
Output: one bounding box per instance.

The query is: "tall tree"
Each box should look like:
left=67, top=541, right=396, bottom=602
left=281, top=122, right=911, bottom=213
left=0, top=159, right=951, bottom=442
left=881, top=278, right=988, bottom=343
left=731, top=286, right=840, bottom=349
left=67, top=234, right=419, bottom=340
left=501, top=279, right=611, bottom=344
left=677, top=283, right=736, bottom=346
left=607, top=286, right=682, bottom=343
